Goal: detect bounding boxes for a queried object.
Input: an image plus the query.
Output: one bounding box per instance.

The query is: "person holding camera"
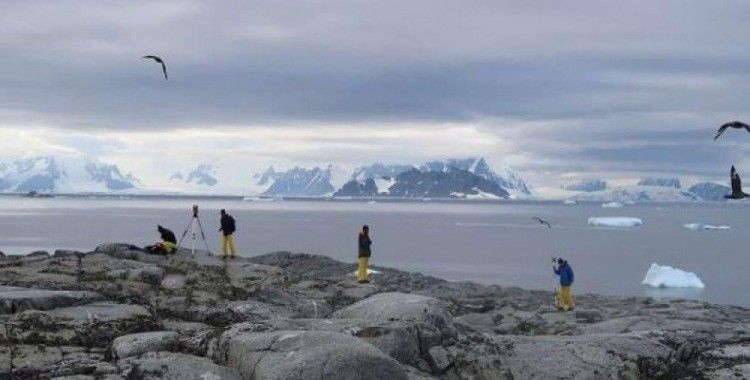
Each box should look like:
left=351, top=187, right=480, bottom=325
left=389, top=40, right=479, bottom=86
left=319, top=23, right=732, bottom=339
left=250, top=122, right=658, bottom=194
left=553, top=257, right=575, bottom=311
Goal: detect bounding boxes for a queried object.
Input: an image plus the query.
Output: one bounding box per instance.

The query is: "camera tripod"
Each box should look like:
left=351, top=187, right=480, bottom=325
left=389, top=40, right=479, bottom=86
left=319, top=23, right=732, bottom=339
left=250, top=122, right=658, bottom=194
left=177, top=205, right=212, bottom=255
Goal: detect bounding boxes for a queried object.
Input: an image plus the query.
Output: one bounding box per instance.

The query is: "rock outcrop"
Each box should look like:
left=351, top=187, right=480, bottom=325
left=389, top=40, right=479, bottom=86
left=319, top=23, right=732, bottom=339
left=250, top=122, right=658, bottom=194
left=1, top=243, right=749, bottom=378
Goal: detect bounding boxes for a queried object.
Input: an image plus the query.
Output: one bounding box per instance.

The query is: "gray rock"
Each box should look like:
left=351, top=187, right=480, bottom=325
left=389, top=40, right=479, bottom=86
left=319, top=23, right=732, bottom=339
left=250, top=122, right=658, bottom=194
left=217, top=330, right=409, bottom=380
left=109, top=331, right=179, bottom=359
left=0, top=285, right=101, bottom=313
left=119, top=351, right=241, bottom=380
left=333, top=292, right=457, bottom=343
left=427, top=346, right=452, bottom=373
left=27, top=250, right=50, bottom=257
left=53, top=249, right=85, bottom=258
left=497, top=333, right=673, bottom=379
left=161, top=274, right=187, bottom=290
left=11, top=302, right=159, bottom=347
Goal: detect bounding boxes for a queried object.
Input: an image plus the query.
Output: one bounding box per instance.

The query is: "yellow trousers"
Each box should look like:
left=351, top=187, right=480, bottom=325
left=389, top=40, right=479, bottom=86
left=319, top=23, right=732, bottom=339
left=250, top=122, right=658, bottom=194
left=357, top=257, right=370, bottom=283
left=163, top=241, right=177, bottom=254
left=557, top=286, right=575, bottom=311
left=222, top=234, right=237, bottom=257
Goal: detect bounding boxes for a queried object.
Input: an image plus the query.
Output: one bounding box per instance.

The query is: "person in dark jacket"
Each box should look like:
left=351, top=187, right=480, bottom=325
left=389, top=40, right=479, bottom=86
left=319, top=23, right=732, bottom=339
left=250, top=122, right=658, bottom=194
left=357, top=225, right=372, bottom=284
left=219, top=209, right=237, bottom=258
left=146, top=225, right=177, bottom=254
left=553, top=258, right=575, bottom=311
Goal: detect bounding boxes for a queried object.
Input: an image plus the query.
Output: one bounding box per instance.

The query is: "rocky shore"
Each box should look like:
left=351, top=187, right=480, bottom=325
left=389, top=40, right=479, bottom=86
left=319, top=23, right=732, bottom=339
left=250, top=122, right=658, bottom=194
left=1, top=244, right=749, bottom=379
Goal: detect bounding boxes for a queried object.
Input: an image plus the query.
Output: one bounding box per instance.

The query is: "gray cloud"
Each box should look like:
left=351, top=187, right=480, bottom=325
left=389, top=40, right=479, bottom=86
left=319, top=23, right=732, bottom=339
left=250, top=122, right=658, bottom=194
left=1, top=0, right=749, bottom=185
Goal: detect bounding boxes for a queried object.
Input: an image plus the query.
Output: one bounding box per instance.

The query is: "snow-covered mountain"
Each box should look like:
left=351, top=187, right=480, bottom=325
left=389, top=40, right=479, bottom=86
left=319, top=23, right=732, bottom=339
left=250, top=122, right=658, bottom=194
left=253, top=166, right=284, bottom=187
left=564, top=179, right=607, bottom=192
left=262, top=166, right=336, bottom=196
left=571, top=185, right=700, bottom=203
left=171, top=165, right=218, bottom=186
left=351, top=164, right=415, bottom=182
left=688, top=182, right=731, bottom=201
left=0, top=156, right=139, bottom=193
left=334, top=178, right=379, bottom=197
left=420, top=158, right=530, bottom=197
left=637, top=177, right=681, bottom=189
left=388, top=167, right=509, bottom=199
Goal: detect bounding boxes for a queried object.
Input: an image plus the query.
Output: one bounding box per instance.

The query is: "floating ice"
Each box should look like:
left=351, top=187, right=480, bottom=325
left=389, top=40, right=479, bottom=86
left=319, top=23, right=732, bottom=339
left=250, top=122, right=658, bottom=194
left=642, top=263, right=705, bottom=289
left=563, top=199, right=577, bottom=205
left=602, top=201, right=624, bottom=208
left=587, top=217, right=642, bottom=228
left=684, top=223, right=730, bottom=231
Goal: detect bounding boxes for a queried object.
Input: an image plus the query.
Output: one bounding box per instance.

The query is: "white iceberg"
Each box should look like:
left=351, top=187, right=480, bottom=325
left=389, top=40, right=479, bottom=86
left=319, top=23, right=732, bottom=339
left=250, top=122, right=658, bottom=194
left=642, top=263, right=705, bottom=289
left=587, top=217, right=642, bottom=228
left=563, top=199, right=577, bottom=205
left=602, top=201, right=624, bottom=208
left=684, top=223, right=730, bottom=231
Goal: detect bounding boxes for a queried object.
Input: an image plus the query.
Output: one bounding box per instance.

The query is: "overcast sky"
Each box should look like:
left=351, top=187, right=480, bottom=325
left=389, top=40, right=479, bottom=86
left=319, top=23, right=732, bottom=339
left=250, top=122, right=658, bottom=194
left=1, top=1, right=749, bottom=190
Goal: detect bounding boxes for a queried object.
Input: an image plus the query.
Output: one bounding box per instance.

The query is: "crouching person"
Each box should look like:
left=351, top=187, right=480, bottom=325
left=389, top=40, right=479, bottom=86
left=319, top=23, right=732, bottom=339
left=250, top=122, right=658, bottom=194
left=554, top=258, right=575, bottom=311
left=145, top=225, right=177, bottom=254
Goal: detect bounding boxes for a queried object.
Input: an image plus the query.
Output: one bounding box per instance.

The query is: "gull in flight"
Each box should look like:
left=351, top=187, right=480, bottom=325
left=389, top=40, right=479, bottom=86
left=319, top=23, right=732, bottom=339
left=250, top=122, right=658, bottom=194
left=532, top=217, right=552, bottom=229
left=714, top=121, right=750, bottom=141
left=142, top=55, right=168, bottom=81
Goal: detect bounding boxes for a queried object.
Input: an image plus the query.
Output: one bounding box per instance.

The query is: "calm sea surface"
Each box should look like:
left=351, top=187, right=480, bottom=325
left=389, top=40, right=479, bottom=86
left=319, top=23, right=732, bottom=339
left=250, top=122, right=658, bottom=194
left=1, top=197, right=748, bottom=306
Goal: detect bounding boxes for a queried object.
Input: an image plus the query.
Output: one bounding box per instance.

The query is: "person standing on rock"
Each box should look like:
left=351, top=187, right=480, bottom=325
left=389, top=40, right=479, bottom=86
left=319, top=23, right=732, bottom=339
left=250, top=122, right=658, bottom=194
left=554, top=258, right=575, bottom=311
left=357, top=225, right=372, bottom=284
left=219, top=209, right=237, bottom=259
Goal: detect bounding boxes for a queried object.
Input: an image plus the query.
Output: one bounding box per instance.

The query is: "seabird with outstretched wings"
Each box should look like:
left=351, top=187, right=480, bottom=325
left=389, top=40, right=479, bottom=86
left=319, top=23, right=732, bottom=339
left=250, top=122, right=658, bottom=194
left=532, top=217, right=552, bottom=229
left=142, top=55, right=168, bottom=81
left=714, top=121, right=750, bottom=141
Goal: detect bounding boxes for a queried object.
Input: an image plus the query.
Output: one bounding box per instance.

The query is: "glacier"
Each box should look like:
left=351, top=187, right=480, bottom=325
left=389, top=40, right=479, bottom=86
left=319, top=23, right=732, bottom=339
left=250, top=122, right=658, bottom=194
left=642, top=263, right=705, bottom=288
left=587, top=217, right=643, bottom=228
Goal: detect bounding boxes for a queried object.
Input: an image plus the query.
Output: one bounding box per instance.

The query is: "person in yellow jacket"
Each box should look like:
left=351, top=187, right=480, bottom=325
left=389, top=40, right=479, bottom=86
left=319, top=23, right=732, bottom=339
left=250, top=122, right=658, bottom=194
left=357, top=225, right=372, bottom=284
left=219, top=209, right=237, bottom=258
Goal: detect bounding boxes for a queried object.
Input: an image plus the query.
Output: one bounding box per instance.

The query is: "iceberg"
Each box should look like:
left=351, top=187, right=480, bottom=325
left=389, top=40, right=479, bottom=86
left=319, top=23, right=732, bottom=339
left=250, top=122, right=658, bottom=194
left=642, top=263, right=705, bottom=288
left=587, top=217, right=642, bottom=228
left=602, top=201, right=624, bottom=208
left=563, top=199, right=576, bottom=205
left=684, top=223, right=730, bottom=231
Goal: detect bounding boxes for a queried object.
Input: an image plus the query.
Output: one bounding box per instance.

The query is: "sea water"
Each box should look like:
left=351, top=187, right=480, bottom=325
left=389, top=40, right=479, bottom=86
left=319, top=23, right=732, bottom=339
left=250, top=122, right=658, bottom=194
left=1, top=196, right=748, bottom=306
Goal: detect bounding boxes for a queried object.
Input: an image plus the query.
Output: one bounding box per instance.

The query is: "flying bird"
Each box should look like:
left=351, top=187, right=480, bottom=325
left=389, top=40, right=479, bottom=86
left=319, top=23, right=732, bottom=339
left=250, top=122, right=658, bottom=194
left=725, top=165, right=749, bottom=199
left=142, top=55, right=168, bottom=81
left=714, top=121, right=750, bottom=141
left=532, top=217, right=552, bottom=229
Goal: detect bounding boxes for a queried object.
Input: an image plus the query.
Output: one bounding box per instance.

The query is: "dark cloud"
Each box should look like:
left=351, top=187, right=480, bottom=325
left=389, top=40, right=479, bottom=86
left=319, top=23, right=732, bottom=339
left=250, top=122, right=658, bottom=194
left=0, top=0, right=749, bottom=182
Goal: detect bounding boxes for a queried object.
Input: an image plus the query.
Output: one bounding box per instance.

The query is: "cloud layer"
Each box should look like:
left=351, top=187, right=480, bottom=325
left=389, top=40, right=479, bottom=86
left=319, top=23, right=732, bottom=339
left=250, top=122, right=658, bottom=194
left=1, top=1, right=749, bottom=188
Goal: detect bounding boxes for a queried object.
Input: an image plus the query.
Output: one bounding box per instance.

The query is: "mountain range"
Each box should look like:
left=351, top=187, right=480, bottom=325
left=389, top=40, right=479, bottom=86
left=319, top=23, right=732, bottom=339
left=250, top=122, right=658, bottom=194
left=0, top=156, right=139, bottom=193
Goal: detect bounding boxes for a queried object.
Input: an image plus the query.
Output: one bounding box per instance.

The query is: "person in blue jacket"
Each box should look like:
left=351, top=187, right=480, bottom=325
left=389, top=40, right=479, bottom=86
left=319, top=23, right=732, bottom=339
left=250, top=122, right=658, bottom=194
left=554, top=258, right=575, bottom=311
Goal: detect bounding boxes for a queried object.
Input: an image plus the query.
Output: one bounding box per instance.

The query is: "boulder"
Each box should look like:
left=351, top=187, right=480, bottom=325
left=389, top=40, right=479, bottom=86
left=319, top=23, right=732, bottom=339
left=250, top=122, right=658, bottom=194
left=497, top=333, right=673, bottom=379
left=109, top=331, right=180, bottom=359
left=11, top=302, right=159, bottom=347
left=217, top=330, right=408, bottom=380
left=0, top=285, right=102, bottom=313
left=333, top=292, right=457, bottom=343
left=118, top=352, right=241, bottom=380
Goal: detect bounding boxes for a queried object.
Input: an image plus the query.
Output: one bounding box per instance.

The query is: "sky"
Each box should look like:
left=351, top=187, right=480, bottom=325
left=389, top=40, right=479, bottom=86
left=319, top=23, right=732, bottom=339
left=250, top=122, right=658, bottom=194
left=1, top=1, right=749, bottom=192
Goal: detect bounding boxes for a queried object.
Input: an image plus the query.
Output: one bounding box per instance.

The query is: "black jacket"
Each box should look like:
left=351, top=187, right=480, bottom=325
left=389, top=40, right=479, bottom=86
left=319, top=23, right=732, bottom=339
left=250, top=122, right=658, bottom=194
left=158, top=226, right=177, bottom=244
left=358, top=232, right=372, bottom=258
left=220, top=214, right=236, bottom=236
